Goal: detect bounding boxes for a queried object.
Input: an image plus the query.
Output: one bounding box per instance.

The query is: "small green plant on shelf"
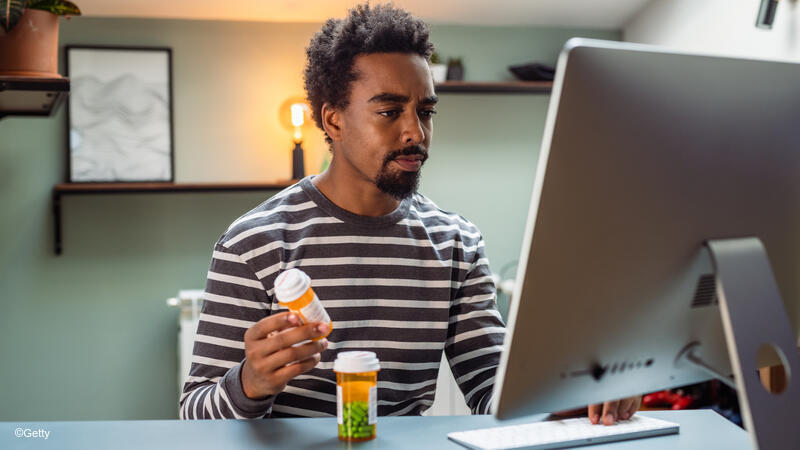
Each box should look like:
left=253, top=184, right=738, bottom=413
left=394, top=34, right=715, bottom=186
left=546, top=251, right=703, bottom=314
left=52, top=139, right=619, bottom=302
left=1, top=0, right=81, bottom=33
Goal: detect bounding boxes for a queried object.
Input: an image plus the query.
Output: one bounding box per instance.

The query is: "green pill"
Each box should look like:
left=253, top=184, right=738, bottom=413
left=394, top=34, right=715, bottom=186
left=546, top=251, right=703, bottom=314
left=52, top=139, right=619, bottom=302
left=339, top=400, right=374, bottom=440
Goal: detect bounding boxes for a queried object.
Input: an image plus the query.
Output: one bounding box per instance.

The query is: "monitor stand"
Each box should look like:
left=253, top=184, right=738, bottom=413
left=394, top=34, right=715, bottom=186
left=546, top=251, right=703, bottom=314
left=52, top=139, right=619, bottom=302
left=690, top=237, right=800, bottom=450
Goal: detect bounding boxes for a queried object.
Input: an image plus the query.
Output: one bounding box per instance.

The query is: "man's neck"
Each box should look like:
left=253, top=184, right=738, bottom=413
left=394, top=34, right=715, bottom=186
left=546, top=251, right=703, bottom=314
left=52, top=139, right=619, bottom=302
left=312, top=165, right=401, bottom=217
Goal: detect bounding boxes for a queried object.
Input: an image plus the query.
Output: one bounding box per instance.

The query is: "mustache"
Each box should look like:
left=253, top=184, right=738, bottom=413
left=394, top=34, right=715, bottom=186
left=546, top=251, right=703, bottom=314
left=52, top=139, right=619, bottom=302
left=383, top=145, right=429, bottom=165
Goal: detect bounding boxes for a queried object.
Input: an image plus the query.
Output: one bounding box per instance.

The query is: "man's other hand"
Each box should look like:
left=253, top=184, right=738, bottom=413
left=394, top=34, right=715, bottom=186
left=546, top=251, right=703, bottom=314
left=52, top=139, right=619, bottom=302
left=588, top=396, right=642, bottom=425
left=241, top=312, right=329, bottom=399
left=552, top=396, right=642, bottom=425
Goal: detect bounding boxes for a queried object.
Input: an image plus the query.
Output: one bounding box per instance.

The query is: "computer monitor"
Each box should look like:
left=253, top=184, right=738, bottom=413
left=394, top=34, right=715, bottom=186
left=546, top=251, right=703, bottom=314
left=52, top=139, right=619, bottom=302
left=491, top=39, right=799, bottom=449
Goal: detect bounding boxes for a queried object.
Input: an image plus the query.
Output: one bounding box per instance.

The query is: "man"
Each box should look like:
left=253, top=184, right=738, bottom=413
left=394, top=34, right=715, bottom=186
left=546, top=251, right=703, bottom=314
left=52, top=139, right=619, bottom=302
left=180, top=3, right=639, bottom=424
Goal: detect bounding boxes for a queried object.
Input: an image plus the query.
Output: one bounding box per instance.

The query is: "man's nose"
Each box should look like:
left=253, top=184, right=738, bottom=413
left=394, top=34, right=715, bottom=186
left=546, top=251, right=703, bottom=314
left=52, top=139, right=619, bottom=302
left=400, top=112, right=425, bottom=146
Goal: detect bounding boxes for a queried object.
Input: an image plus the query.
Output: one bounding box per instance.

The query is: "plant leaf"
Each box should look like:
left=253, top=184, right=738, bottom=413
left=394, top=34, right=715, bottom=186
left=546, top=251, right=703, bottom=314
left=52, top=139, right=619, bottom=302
left=1, top=0, right=27, bottom=33
left=58, top=0, right=80, bottom=15
left=26, top=0, right=81, bottom=16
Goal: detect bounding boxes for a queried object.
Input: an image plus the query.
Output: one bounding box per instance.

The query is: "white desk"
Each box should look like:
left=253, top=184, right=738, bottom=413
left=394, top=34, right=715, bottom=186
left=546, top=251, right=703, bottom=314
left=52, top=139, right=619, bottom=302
left=1, top=410, right=750, bottom=449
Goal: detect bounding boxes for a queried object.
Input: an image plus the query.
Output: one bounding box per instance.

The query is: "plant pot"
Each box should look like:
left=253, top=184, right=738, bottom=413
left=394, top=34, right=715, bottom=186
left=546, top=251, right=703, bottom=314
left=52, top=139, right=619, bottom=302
left=429, top=64, right=447, bottom=83
left=0, top=9, right=60, bottom=77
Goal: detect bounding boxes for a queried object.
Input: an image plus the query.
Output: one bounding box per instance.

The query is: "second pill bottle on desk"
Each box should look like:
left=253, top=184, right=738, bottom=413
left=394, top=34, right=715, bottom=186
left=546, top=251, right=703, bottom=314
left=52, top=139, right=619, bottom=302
left=334, top=351, right=380, bottom=441
left=273, top=268, right=332, bottom=339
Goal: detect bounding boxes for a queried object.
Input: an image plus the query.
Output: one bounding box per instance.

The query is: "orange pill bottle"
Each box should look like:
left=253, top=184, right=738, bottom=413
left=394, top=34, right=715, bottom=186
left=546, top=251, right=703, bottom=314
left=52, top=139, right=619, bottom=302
left=334, top=351, right=380, bottom=441
left=273, top=268, right=332, bottom=339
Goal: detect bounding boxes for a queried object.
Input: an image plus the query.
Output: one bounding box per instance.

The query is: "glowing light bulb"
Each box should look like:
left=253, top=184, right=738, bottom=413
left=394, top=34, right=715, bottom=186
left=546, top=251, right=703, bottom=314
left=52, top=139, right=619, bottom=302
left=291, top=103, right=304, bottom=127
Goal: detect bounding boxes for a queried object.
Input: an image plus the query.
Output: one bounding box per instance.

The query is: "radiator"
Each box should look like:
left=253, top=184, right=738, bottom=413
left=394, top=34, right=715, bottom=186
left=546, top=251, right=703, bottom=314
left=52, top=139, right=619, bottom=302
left=167, top=289, right=204, bottom=394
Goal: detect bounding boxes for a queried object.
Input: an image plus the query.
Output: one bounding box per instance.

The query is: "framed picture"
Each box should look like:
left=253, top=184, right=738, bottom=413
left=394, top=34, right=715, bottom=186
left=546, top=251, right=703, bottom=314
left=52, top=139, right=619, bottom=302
left=65, top=46, right=174, bottom=183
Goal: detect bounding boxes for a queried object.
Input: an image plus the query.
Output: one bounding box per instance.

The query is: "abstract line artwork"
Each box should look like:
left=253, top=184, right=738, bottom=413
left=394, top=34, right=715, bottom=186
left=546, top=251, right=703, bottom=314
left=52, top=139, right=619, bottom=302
left=66, top=46, right=174, bottom=182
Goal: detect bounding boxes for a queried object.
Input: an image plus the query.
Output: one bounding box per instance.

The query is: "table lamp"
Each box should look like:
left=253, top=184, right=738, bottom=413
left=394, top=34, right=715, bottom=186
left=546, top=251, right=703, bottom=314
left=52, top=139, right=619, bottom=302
left=280, top=97, right=311, bottom=180
left=290, top=103, right=306, bottom=180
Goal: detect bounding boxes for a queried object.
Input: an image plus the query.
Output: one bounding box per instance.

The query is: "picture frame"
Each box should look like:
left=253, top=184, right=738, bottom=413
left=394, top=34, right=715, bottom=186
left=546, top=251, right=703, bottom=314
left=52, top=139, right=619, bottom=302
left=65, top=46, right=175, bottom=183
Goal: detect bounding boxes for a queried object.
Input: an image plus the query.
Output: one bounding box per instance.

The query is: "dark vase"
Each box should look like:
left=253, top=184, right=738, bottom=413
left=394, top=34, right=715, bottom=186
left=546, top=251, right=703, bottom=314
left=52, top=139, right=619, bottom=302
left=446, top=59, right=464, bottom=81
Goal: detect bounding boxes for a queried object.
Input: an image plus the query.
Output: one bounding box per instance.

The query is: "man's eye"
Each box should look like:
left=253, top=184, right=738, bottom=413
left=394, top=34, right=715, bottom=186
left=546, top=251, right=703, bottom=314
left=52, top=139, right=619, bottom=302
left=419, top=109, right=437, bottom=118
left=379, top=110, right=400, bottom=118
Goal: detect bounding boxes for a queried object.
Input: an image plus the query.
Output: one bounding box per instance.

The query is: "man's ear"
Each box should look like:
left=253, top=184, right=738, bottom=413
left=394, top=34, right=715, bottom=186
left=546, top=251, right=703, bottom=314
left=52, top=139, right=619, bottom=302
left=321, top=103, right=343, bottom=142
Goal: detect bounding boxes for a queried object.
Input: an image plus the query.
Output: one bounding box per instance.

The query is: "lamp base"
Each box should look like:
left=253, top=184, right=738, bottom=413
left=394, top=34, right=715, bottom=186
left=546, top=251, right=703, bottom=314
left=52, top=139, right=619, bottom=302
left=292, top=142, right=305, bottom=180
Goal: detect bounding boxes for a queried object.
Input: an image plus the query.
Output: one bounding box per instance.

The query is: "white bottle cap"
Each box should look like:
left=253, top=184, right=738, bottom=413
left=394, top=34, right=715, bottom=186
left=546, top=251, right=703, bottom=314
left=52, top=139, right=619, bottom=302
left=333, top=351, right=381, bottom=373
left=274, top=268, right=311, bottom=302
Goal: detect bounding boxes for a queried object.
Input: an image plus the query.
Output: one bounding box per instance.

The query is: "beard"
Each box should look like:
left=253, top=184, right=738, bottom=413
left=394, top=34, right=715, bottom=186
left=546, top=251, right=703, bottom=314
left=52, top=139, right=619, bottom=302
left=375, top=145, right=429, bottom=200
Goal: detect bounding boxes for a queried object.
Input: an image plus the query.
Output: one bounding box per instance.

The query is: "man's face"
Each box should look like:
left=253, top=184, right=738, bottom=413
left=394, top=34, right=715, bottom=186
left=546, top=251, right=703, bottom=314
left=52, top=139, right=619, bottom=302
left=334, top=52, right=437, bottom=199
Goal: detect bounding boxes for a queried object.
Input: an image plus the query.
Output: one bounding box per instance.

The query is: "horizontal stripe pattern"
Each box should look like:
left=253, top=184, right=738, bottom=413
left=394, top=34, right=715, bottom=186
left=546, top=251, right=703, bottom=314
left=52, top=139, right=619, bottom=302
left=180, top=177, right=505, bottom=420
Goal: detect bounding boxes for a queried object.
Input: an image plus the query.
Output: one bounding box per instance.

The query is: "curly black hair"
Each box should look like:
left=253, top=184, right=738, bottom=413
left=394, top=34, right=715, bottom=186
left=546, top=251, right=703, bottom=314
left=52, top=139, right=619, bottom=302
left=304, top=3, right=434, bottom=143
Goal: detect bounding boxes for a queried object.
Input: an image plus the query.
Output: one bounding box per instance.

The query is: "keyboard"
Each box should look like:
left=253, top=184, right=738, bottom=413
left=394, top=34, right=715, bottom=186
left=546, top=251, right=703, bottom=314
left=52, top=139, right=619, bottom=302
left=447, top=415, right=679, bottom=450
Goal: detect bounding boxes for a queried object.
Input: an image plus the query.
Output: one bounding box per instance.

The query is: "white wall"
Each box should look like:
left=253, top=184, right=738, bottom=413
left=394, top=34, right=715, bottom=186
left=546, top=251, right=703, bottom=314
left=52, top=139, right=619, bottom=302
left=624, top=0, right=800, bottom=342
left=624, top=0, right=800, bottom=62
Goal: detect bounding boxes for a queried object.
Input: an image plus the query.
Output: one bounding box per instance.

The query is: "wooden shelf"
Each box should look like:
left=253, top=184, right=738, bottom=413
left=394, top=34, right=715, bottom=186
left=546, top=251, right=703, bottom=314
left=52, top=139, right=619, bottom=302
left=54, top=181, right=294, bottom=194
left=52, top=181, right=295, bottom=255
left=435, top=81, right=552, bottom=94
left=0, top=76, right=70, bottom=119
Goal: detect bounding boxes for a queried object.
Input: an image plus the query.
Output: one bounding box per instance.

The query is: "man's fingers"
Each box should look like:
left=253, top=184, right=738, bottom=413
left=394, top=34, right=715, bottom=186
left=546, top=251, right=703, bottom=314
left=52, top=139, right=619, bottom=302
left=245, top=312, right=301, bottom=341
left=260, top=339, right=328, bottom=373
left=241, top=317, right=329, bottom=399
left=252, top=322, right=330, bottom=358
left=272, top=353, right=322, bottom=381
left=588, top=404, right=602, bottom=424
left=622, top=396, right=641, bottom=420
left=244, top=352, right=322, bottom=399
left=618, top=397, right=635, bottom=420
left=631, top=396, right=642, bottom=416
left=588, top=397, right=641, bottom=425
left=601, top=400, right=621, bottom=426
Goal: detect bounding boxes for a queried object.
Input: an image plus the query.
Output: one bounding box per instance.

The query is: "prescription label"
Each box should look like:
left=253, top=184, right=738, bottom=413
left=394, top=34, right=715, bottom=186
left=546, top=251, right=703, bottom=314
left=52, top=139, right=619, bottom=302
left=368, top=385, right=377, bottom=425
left=337, top=385, right=343, bottom=425
left=299, top=293, right=331, bottom=324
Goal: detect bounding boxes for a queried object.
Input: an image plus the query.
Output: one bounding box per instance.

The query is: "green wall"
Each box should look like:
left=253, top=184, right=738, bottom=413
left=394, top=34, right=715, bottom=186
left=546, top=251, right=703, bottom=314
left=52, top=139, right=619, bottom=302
left=430, top=25, right=616, bottom=81
left=0, top=16, right=618, bottom=421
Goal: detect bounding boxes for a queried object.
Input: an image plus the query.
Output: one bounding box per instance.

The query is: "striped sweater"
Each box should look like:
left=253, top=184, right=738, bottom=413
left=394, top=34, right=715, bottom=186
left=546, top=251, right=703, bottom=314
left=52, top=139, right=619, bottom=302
left=180, top=176, right=506, bottom=419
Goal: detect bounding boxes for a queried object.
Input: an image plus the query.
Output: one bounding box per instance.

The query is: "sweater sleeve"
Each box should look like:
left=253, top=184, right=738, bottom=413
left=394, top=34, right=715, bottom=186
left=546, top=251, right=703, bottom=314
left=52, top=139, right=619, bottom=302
left=179, top=242, right=275, bottom=419
left=445, top=235, right=506, bottom=415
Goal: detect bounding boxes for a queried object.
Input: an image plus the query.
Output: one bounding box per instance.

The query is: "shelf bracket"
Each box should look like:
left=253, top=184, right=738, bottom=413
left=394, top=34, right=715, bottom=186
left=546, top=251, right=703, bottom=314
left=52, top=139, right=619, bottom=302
left=53, top=189, right=63, bottom=255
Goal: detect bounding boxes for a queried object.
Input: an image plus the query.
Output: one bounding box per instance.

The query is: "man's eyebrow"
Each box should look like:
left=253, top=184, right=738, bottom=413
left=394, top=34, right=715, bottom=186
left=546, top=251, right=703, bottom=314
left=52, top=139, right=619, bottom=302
left=367, top=93, right=439, bottom=105
left=368, top=93, right=409, bottom=103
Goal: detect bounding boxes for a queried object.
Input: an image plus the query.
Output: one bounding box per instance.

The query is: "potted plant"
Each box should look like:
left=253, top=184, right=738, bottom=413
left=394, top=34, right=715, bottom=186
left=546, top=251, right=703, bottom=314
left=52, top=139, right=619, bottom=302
left=0, top=0, right=81, bottom=77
